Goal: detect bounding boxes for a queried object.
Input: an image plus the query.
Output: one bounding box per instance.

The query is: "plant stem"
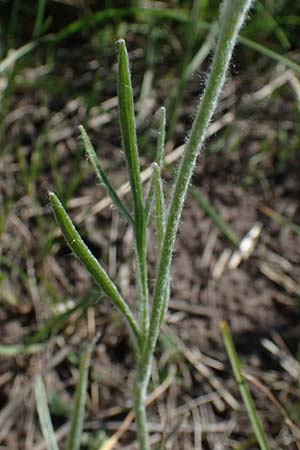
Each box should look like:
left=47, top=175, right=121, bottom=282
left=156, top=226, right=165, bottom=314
left=134, top=371, right=150, bottom=450
left=144, top=0, right=253, bottom=399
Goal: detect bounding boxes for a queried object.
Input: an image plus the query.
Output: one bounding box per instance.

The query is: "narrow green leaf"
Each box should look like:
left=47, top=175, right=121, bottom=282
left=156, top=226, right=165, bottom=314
left=154, top=106, right=166, bottom=168
left=117, top=39, right=144, bottom=224
left=66, top=338, right=96, bottom=450
left=152, top=162, right=170, bottom=329
left=145, top=106, right=166, bottom=222
left=33, top=0, right=47, bottom=38
left=35, top=375, right=60, bottom=450
left=190, top=188, right=239, bottom=247
left=118, top=39, right=149, bottom=341
left=220, top=321, right=270, bottom=450
left=49, top=192, right=140, bottom=342
left=239, top=35, right=300, bottom=73
left=79, top=125, right=134, bottom=226
left=153, top=163, right=165, bottom=253
left=185, top=23, right=216, bottom=79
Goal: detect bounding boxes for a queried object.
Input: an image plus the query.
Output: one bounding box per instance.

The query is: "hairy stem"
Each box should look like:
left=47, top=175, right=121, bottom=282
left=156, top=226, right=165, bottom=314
left=144, top=0, right=253, bottom=390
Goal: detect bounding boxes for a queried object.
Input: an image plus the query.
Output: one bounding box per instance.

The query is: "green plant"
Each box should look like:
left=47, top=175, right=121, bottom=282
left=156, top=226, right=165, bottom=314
left=220, top=321, right=270, bottom=450
left=49, top=1, right=253, bottom=449
left=35, top=338, right=97, bottom=450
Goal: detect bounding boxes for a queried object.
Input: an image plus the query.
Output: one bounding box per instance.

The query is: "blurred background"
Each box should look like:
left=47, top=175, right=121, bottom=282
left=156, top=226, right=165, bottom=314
left=0, top=1, right=300, bottom=449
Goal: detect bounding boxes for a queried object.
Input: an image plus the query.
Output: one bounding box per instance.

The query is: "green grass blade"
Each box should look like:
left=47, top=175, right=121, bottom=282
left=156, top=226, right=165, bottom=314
left=190, top=188, right=239, bottom=247
left=66, top=339, right=96, bottom=450
left=33, top=0, right=47, bottom=38
left=220, top=321, right=270, bottom=450
left=7, top=0, right=21, bottom=48
left=79, top=125, right=134, bottom=226
left=51, top=7, right=300, bottom=74
left=145, top=106, right=166, bottom=222
left=35, top=375, right=60, bottom=450
left=49, top=192, right=140, bottom=342
left=239, top=35, right=300, bottom=73
left=185, top=23, right=216, bottom=79
left=52, top=8, right=197, bottom=44
left=139, top=17, right=157, bottom=103
left=152, top=163, right=170, bottom=330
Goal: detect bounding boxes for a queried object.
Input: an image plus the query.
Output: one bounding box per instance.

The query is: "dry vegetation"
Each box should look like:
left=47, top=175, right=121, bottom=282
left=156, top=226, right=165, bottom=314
left=0, top=1, right=300, bottom=449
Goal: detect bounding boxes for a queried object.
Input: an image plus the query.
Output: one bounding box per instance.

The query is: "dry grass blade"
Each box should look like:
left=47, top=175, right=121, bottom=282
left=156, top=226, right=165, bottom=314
left=35, top=375, right=60, bottom=450
left=66, top=335, right=98, bottom=450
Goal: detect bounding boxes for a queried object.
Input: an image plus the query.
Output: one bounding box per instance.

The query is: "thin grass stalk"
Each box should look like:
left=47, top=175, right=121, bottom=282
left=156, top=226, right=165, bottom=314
left=33, top=0, right=47, bottom=38
left=118, top=39, right=149, bottom=344
left=35, top=375, right=60, bottom=450
left=190, top=188, right=239, bottom=247
left=220, top=321, right=270, bottom=450
left=66, top=339, right=96, bottom=450
left=144, top=0, right=253, bottom=391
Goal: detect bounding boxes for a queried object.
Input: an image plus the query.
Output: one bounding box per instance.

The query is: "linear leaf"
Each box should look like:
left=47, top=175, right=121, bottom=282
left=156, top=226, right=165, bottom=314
left=49, top=192, right=140, bottom=342
left=152, top=162, right=170, bottom=329
left=153, top=163, right=165, bottom=253
left=190, top=188, right=239, bottom=247
left=35, top=375, right=60, bottom=450
left=117, top=39, right=144, bottom=225
left=220, top=321, right=270, bottom=450
left=79, top=125, right=134, bottom=226
left=66, top=338, right=96, bottom=450
left=239, top=35, right=300, bottom=73
left=33, top=0, right=47, bottom=38
left=118, top=39, right=149, bottom=340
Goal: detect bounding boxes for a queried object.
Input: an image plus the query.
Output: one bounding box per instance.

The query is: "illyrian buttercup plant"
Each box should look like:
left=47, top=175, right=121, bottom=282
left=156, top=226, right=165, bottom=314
left=49, top=1, right=254, bottom=449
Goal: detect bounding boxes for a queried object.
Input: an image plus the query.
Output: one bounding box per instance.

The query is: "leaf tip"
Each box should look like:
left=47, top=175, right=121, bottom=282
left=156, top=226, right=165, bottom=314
left=116, top=37, right=125, bottom=47
left=219, top=320, right=228, bottom=332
